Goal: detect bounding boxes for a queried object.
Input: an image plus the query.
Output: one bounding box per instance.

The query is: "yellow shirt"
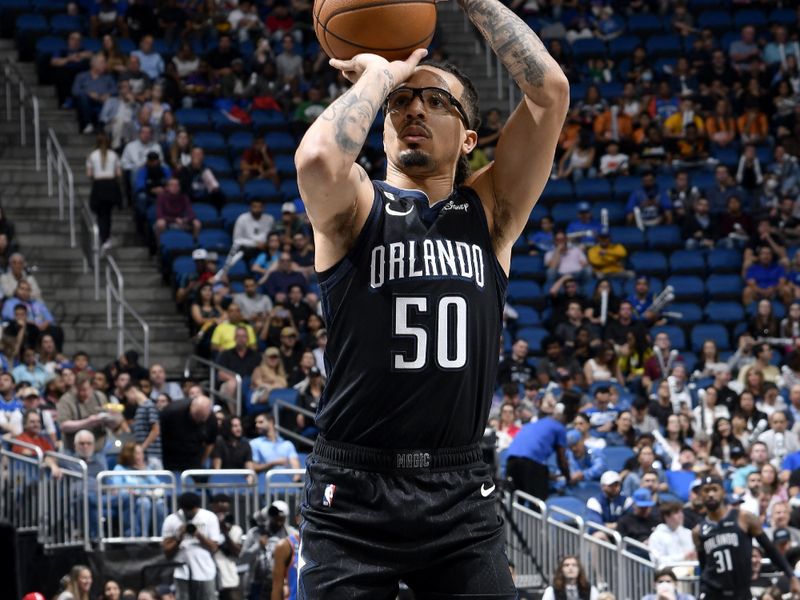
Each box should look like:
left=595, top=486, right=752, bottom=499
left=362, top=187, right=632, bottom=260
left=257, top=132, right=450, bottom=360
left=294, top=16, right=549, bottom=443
left=587, top=243, right=627, bottom=274
left=210, top=321, right=257, bottom=351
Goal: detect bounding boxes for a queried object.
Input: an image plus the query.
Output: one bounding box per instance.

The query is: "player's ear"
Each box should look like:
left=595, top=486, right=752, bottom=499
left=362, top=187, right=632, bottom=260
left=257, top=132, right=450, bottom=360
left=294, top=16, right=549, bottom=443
left=461, top=129, right=478, bottom=155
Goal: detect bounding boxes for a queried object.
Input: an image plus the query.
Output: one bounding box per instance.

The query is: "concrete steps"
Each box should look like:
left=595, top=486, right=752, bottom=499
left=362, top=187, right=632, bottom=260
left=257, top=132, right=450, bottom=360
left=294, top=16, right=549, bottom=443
left=0, top=47, right=193, bottom=374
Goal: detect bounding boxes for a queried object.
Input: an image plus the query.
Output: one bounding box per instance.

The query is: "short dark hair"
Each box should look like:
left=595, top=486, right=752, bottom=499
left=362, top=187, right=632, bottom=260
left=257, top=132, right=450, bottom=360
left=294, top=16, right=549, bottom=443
left=594, top=386, right=611, bottom=396
left=210, top=493, right=231, bottom=504
left=659, top=501, right=683, bottom=516
left=178, top=492, right=201, bottom=511
left=654, top=567, right=677, bottom=582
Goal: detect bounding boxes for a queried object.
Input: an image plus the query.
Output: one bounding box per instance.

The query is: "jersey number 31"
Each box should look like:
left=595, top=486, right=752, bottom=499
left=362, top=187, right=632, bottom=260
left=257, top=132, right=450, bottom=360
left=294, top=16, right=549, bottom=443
left=712, top=548, right=733, bottom=573
left=393, top=296, right=467, bottom=370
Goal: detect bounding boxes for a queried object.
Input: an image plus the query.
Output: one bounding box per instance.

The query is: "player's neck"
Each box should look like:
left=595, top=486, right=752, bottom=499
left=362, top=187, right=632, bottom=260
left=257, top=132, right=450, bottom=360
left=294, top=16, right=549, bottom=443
left=707, top=505, right=729, bottom=522
left=385, top=163, right=456, bottom=206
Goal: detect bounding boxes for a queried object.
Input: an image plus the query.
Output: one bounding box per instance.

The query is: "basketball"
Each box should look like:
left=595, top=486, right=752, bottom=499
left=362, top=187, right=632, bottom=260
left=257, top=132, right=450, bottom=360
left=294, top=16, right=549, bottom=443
left=313, top=0, right=437, bottom=61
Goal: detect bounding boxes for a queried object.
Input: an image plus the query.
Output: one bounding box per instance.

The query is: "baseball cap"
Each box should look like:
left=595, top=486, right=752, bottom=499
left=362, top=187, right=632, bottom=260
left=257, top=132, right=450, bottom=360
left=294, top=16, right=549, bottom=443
left=600, top=471, right=621, bottom=486
left=23, top=594, right=47, bottom=600
left=309, top=366, right=321, bottom=377
left=577, top=201, right=591, bottom=212
left=698, top=475, right=724, bottom=489
left=566, top=430, right=582, bottom=446
left=690, top=479, right=703, bottom=492
left=191, top=248, right=208, bottom=261
left=774, top=527, right=792, bottom=544
left=730, top=446, right=745, bottom=459
left=281, top=326, right=298, bottom=337
left=727, top=493, right=744, bottom=505
left=146, top=150, right=160, bottom=161
left=632, top=488, right=655, bottom=507
left=281, top=201, right=296, bottom=214
left=268, top=499, right=289, bottom=517
left=265, top=347, right=280, bottom=357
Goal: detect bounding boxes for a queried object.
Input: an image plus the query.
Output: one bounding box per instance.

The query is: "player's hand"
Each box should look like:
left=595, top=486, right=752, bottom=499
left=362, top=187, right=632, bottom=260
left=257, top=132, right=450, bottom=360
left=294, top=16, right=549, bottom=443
left=790, top=576, right=800, bottom=598
left=329, top=48, right=428, bottom=86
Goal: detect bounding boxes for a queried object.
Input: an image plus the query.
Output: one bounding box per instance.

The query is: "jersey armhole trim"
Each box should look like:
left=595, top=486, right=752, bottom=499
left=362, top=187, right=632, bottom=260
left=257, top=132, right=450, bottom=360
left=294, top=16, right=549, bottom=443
left=459, top=184, right=509, bottom=295
left=316, top=184, right=382, bottom=290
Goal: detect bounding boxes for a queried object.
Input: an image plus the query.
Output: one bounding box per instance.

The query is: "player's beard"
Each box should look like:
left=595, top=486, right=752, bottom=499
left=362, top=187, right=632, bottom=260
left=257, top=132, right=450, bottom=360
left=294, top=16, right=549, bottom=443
left=399, top=149, right=434, bottom=170
left=704, top=498, right=721, bottom=512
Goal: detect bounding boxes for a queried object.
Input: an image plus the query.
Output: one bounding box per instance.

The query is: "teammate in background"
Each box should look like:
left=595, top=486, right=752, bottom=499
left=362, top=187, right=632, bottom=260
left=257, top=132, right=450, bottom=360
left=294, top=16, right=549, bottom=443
left=693, top=475, right=800, bottom=600
left=270, top=528, right=300, bottom=600
left=293, top=0, right=569, bottom=591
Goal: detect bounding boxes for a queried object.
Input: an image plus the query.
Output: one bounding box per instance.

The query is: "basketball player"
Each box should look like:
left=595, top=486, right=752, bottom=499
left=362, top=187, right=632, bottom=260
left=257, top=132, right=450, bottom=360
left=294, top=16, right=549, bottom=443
left=693, top=476, right=800, bottom=600
left=271, top=530, right=300, bottom=600
left=294, top=0, right=569, bottom=594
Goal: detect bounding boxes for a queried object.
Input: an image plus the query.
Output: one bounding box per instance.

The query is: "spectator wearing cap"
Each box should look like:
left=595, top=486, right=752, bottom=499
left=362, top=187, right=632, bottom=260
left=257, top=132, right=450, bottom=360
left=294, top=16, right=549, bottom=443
left=240, top=499, right=295, bottom=598
left=162, top=491, right=223, bottom=600
left=154, top=177, right=202, bottom=245
left=545, top=230, right=591, bottom=286
left=210, top=303, right=257, bottom=354
left=176, top=248, right=215, bottom=306
left=217, top=326, right=262, bottom=411
left=587, top=228, right=628, bottom=278
left=647, top=501, right=697, bottom=567
left=586, top=470, right=631, bottom=530
left=232, top=199, right=275, bottom=260
left=9, top=386, right=56, bottom=443
left=581, top=386, right=619, bottom=438
left=565, top=429, right=607, bottom=486
left=497, top=338, right=536, bottom=386
left=264, top=252, right=307, bottom=303
left=277, top=201, right=305, bottom=239
left=683, top=478, right=707, bottom=529
left=616, top=488, right=660, bottom=543
left=277, top=326, right=304, bottom=374
left=506, top=405, right=570, bottom=500
left=641, top=568, right=696, bottom=600
left=566, top=202, right=600, bottom=246
left=625, top=172, right=673, bottom=227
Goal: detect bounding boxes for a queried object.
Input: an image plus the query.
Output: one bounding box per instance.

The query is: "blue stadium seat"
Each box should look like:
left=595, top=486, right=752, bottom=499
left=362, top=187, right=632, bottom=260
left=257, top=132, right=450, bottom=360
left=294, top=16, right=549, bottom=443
left=227, top=131, right=254, bottom=155
left=697, top=10, right=733, bottom=31
left=510, top=255, right=544, bottom=278
left=516, top=327, right=549, bottom=354
left=609, top=36, right=641, bottom=59
left=192, top=131, right=227, bottom=155
left=591, top=201, right=625, bottom=224
left=540, top=179, right=574, bottom=203
left=668, top=303, right=703, bottom=324
left=646, top=225, right=682, bottom=250
left=669, top=250, right=705, bottom=275
left=623, top=276, right=663, bottom=296
left=227, top=260, right=249, bottom=280
left=49, top=14, right=82, bottom=34
left=610, top=227, right=646, bottom=251
left=515, top=306, right=540, bottom=327
left=171, top=255, right=196, bottom=280
left=243, top=180, right=280, bottom=202
left=627, top=13, right=665, bottom=35
left=265, top=132, right=297, bottom=153
left=612, top=176, right=641, bottom=201
left=552, top=202, right=578, bottom=225
left=211, top=110, right=250, bottom=133
left=651, top=325, right=686, bottom=351
left=734, top=9, right=766, bottom=28
left=218, top=178, right=242, bottom=202
left=704, top=301, right=745, bottom=324
left=572, top=38, right=606, bottom=60
left=279, top=180, right=300, bottom=201
left=252, top=110, right=289, bottom=132
left=714, top=147, right=738, bottom=169
left=666, top=275, right=705, bottom=302
left=507, top=280, right=543, bottom=304
left=546, top=496, right=587, bottom=522
left=34, top=35, right=64, bottom=60
left=707, top=249, right=742, bottom=273
left=175, top=108, right=211, bottom=130
left=569, top=82, right=587, bottom=103
left=203, top=155, right=232, bottom=177
left=197, top=229, right=232, bottom=254
left=604, top=446, right=635, bottom=470
left=274, top=155, right=297, bottom=178
left=769, top=8, right=797, bottom=26
left=691, top=324, right=730, bottom=352
left=15, top=13, right=46, bottom=33
left=569, top=481, right=603, bottom=503
left=665, top=470, right=696, bottom=502
left=629, top=251, right=668, bottom=277
left=598, top=82, right=624, bottom=101
left=575, top=178, right=611, bottom=202
left=706, top=274, right=743, bottom=300
left=646, top=35, right=682, bottom=58
left=159, top=230, right=195, bottom=261
left=192, top=203, right=219, bottom=227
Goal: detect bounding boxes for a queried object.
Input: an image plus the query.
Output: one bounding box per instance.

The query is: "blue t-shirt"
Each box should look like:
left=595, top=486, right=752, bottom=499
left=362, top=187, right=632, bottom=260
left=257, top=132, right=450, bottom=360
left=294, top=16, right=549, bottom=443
left=628, top=293, right=654, bottom=319
left=566, top=220, right=600, bottom=245
left=782, top=451, right=800, bottom=472
left=745, top=263, right=786, bottom=289
left=529, top=231, right=554, bottom=254
left=506, top=417, right=567, bottom=464
left=250, top=435, right=298, bottom=466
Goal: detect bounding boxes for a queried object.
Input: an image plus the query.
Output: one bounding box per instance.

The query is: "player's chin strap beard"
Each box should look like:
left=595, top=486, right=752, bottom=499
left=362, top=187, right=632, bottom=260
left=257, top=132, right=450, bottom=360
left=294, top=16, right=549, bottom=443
left=399, top=149, right=434, bottom=169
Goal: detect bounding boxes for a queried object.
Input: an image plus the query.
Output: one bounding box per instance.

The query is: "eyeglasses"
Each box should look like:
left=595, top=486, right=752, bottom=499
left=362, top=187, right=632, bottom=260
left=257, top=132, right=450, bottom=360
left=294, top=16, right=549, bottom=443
left=656, top=579, right=675, bottom=584
left=384, top=87, right=471, bottom=129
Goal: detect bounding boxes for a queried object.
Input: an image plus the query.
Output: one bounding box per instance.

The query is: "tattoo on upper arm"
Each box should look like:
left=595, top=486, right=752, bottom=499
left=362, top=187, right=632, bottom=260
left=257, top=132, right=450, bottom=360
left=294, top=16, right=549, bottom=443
left=458, top=0, right=551, bottom=89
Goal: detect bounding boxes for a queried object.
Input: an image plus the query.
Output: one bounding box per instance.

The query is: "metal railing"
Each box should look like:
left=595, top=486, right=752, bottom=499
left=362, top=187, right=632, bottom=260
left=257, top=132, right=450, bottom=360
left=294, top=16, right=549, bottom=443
left=95, top=470, right=176, bottom=550
left=180, top=468, right=258, bottom=528
left=2, top=59, right=40, bottom=170
left=273, top=400, right=315, bottom=449
left=41, top=451, right=90, bottom=551
left=0, top=437, right=43, bottom=533
left=620, top=537, right=659, bottom=600
left=183, top=354, right=242, bottom=416
left=505, top=491, right=547, bottom=589
left=264, top=468, right=304, bottom=520
left=106, top=254, right=150, bottom=366
left=583, top=520, right=623, bottom=594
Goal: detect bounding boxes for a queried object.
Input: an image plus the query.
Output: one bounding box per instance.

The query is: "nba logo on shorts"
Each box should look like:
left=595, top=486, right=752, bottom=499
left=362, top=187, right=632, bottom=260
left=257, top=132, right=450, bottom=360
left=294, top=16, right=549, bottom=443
left=323, top=484, right=336, bottom=507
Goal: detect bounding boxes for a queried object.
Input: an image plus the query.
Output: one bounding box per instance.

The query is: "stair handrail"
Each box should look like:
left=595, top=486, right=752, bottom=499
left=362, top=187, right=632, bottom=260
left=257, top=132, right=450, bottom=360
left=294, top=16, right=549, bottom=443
left=1, top=58, right=40, bottom=170
left=105, top=254, right=150, bottom=366
left=183, top=354, right=243, bottom=416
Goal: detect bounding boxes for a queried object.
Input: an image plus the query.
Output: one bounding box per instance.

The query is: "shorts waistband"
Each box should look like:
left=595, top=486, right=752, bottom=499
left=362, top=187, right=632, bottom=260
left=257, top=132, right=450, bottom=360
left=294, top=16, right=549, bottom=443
left=313, top=436, right=485, bottom=472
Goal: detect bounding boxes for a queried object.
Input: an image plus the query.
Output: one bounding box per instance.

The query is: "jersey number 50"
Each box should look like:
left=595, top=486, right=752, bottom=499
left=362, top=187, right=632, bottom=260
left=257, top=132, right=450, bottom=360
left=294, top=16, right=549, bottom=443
left=393, top=296, right=467, bottom=370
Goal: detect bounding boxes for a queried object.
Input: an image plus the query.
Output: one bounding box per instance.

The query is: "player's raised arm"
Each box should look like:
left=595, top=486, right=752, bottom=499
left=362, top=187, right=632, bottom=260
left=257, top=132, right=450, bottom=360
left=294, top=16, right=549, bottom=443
left=294, top=50, right=427, bottom=259
left=458, top=0, right=569, bottom=265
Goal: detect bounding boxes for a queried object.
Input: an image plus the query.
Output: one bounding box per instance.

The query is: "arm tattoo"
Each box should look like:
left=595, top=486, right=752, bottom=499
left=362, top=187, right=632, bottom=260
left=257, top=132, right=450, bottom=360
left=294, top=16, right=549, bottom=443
left=318, top=69, right=395, bottom=155
left=458, top=0, right=553, bottom=90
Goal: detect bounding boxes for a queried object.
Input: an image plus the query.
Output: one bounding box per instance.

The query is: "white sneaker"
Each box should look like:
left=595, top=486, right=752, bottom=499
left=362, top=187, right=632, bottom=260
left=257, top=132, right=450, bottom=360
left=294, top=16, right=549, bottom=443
left=100, top=239, right=112, bottom=253
left=82, top=124, right=94, bottom=134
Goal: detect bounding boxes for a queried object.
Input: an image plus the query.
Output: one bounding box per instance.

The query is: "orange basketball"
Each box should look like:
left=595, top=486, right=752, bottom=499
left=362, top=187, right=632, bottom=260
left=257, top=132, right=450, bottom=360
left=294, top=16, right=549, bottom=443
left=313, top=0, right=436, bottom=61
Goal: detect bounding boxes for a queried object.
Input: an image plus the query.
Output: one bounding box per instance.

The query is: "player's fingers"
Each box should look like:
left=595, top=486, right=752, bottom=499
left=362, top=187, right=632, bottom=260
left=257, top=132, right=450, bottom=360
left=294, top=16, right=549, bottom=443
left=405, top=48, right=428, bottom=67
left=329, top=58, right=354, bottom=72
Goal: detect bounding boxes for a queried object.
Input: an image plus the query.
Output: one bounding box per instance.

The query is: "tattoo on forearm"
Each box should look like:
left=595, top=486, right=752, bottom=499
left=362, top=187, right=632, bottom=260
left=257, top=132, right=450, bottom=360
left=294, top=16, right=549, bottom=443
left=318, top=69, right=396, bottom=154
left=458, top=0, right=552, bottom=89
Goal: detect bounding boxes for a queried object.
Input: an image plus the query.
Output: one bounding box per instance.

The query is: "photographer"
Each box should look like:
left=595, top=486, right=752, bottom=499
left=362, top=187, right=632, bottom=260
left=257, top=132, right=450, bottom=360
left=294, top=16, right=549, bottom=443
left=211, top=494, right=243, bottom=600
left=161, top=492, right=224, bottom=600
left=240, top=501, right=295, bottom=600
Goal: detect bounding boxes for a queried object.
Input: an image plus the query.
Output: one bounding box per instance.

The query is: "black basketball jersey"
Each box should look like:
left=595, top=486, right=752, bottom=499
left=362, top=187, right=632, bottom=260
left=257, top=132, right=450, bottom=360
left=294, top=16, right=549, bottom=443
left=315, top=181, right=507, bottom=448
left=698, top=509, right=753, bottom=595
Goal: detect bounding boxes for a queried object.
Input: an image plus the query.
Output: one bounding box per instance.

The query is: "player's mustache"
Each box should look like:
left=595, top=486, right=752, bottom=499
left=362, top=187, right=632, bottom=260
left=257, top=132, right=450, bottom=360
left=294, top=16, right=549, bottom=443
left=400, top=121, right=432, bottom=137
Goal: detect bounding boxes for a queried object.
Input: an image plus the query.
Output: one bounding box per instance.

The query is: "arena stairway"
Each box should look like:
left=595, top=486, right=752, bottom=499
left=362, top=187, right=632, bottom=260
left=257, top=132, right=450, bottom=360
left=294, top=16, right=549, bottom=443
left=0, top=39, right=192, bottom=374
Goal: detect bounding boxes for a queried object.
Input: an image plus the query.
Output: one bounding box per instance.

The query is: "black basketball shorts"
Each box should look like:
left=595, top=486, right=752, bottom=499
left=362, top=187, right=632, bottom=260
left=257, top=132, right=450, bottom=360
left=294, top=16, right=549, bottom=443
left=297, top=437, right=519, bottom=599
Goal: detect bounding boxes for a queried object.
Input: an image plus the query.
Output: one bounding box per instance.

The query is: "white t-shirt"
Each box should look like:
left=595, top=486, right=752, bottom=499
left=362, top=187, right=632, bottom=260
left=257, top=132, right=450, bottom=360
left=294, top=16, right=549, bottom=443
left=232, top=211, right=275, bottom=248
left=86, top=149, right=120, bottom=179
left=162, top=508, right=224, bottom=582
left=215, top=523, right=243, bottom=589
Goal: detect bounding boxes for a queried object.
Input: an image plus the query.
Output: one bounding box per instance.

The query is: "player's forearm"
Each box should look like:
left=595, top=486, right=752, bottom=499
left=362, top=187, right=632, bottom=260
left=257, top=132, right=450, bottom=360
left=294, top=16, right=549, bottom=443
left=296, top=68, right=394, bottom=172
left=458, top=0, right=568, bottom=106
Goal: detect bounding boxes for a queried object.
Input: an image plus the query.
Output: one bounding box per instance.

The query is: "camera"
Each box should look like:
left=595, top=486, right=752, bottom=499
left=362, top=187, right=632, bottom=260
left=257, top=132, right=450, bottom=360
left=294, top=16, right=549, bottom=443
left=185, top=523, right=197, bottom=535
left=224, top=514, right=234, bottom=525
